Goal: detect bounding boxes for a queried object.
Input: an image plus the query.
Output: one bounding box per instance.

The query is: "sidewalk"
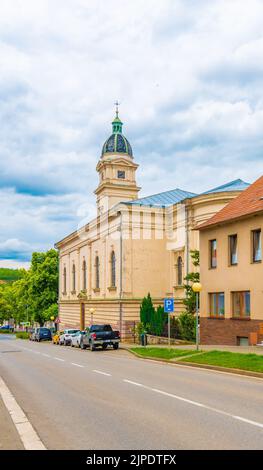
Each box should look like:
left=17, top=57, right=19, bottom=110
left=121, top=342, right=263, bottom=355
left=0, top=396, right=24, bottom=450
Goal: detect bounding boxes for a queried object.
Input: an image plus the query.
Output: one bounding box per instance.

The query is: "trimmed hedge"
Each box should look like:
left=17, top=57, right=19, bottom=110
left=16, top=332, right=30, bottom=339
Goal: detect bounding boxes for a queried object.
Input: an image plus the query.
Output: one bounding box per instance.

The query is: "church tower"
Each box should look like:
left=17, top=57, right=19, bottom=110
left=95, top=105, right=140, bottom=215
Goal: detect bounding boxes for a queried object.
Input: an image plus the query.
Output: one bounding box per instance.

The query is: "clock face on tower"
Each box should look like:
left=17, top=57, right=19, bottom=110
left=117, top=170, right=125, bottom=179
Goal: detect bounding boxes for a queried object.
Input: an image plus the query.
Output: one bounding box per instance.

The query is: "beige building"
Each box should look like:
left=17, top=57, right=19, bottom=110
left=198, top=175, right=263, bottom=346
left=55, top=109, right=249, bottom=340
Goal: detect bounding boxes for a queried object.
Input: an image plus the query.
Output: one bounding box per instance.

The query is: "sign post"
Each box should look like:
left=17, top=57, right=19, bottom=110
left=164, top=298, right=174, bottom=346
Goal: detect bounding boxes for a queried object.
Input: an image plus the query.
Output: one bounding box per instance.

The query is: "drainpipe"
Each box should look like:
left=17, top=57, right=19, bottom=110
left=118, top=211, right=123, bottom=337
left=185, top=203, right=189, bottom=283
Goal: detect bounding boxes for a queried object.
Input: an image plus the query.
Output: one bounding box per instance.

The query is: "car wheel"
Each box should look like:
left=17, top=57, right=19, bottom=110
left=64, top=340, right=67, bottom=346
left=90, top=341, right=96, bottom=351
left=113, top=343, right=119, bottom=350
left=102, top=344, right=107, bottom=350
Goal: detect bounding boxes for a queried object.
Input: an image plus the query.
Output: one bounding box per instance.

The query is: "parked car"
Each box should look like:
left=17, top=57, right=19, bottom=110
left=80, top=324, right=120, bottom=351
left=59, top=329, right=80, bottom=346
left=70, top=331, right=86, bottom=348
left=0, top=325, right=14, bottom=332
left=29, top=328, right=38, bottom=341
left=30, top=327, right=52, bottom=342
left=52, top=331, right=64, bottom=345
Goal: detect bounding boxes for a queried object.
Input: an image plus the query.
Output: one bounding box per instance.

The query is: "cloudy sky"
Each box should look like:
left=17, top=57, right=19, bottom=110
left=1, top=0, right=263, bottom=268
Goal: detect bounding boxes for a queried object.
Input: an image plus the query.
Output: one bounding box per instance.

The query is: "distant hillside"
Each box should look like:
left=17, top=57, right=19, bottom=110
left=0, top=268, right=24, bottom=284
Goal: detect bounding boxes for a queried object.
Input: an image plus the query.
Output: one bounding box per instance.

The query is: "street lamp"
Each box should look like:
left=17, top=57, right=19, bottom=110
left=89, top=308, right=95, bottom=325
left=192, top=282, right=202, bottom=351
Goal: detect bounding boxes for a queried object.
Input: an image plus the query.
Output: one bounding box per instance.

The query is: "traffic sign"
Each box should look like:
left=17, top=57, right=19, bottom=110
left=164, top=298, right=174, bottom=313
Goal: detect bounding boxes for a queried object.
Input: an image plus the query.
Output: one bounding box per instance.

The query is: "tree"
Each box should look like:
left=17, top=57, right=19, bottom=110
left=178, top=312, right=195, bottom=341
left=140, top=293, right=155, bottom=329
left=183, top=250, right=200, bottom=314
left=28, top=249, right=59, bottom=325
left=0, top=249, right=59, bottom=327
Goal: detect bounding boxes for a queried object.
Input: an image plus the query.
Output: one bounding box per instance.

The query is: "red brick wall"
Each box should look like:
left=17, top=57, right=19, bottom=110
left=200, top=318, right=263, bottom=345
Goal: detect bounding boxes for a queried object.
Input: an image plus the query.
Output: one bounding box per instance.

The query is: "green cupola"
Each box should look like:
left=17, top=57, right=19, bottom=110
left=101, top=104, right=133, bottom=157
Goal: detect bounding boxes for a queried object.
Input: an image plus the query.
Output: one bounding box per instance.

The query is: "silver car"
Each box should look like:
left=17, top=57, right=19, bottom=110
left=70, top=331, right=86, bottom=348
left=59, top=329, right=80, bottom=346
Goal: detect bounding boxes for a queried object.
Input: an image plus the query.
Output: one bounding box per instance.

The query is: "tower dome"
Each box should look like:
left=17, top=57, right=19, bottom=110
left=101, top=111, right=133, bottom=158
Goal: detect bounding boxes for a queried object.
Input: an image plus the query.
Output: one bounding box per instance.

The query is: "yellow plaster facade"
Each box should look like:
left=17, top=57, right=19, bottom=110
left=199, top=213, right=263, bottom=345
left=55, top=114, right=248, bottom=340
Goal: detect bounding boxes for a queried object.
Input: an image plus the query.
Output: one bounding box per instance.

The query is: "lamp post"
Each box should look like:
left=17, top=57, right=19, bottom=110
left=192, top=282, right=202, bottom=351
left=89, top=308, right=95, bottom=325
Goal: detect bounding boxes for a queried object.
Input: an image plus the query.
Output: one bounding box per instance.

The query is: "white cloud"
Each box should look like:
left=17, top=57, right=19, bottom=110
left=0, top=0, right=262, bottom=262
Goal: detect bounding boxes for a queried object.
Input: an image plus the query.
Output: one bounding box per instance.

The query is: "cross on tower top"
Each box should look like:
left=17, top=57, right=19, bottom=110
left=114, top=100, right=120, bottom=117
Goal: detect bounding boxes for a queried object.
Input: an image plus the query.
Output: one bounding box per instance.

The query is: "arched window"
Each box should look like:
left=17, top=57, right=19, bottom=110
left=72, top=263, right=76, bottom=292
left=177, top=256, right=183, bottom=286
left=95, top=256, right=100, bottom=289
left=63, top=267, right=67, bottom=294
left=82, top=259, right=87, bottom=291
left=111, top=251, right=116, bottom=287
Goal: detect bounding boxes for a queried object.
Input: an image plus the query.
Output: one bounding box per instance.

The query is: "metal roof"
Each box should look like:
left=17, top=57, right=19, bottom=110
left=122, top=179, right=249, bottom=208
left=123, top=188, right=197, bottom=208
left=201, top=179, right=250, bottom=195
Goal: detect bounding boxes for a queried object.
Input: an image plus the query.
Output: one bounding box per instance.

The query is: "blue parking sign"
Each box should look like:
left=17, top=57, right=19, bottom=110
left=164, top=298, right=174, bottom=313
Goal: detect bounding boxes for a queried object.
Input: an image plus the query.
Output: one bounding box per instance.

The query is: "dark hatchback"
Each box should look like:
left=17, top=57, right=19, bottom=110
left=34, top=327, right=52, bottom=342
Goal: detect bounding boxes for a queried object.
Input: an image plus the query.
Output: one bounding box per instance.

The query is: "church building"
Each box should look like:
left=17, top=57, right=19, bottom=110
left=55, top=107, right=249, bottom=340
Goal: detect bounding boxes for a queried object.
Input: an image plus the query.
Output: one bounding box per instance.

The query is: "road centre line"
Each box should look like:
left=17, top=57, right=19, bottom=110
left=54, top=357, right=65, bottom=362
left=42, top=353, right=51, bottom=358
left=123, top=380, right=263, bottom=430
left=0, top=376, right=46, bottom=450
left=93, top=369, right=111, bottom=376
left=123, top=379, right=145, bottom=387
left=71, top=363, right=84, bottom=368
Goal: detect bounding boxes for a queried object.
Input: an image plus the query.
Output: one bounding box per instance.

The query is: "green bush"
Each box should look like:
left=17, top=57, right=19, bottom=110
left=178, top=312, right=195, bottom=341
left=0, top=329, right=14, bottom=334
left=16, top=332, right=30, bottom=339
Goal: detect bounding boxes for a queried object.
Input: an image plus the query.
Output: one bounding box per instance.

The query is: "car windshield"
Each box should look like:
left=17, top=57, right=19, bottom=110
left=67, top=330, right=80, bottom=334
left=91, top=325, right=112, bottom=332
left=40, top=328, right=50, bottom=332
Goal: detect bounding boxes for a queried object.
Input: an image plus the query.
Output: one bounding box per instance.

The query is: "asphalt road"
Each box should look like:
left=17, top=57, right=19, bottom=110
left=0, top=335, right=263, bottom=450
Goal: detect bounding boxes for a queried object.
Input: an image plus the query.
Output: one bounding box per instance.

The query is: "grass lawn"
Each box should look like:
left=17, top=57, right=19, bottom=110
left=181, top=350, right=263, bottom=373
left=130, top=347, right=200, bottom=360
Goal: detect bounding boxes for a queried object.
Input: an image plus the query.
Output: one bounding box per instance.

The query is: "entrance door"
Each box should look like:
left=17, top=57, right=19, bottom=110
left=80, top=303, right=85, bottom=330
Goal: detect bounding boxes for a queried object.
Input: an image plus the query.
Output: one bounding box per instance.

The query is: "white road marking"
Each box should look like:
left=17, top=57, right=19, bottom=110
left=123, top=379, right=145, bottom=387
left=71, top=363, right=84, bottom=368
left=124, top=381, right=263, bottom=430
left=233, top=415, right=263, bottom=429
left=93, top=369, right=111, bottom=376
left=42, top=354, right=51, bottom=358
left=0, top=376, right=46, bottom=450
left=54, top=357, right=65, bottom=362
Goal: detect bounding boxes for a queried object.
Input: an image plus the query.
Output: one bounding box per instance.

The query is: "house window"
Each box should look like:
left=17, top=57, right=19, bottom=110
left=229, top=234, right=238, bottom=265
left=95, top=256, right=100, bottom=289
left=117, top=170, right=125, bottom=179
left=232, top=291, right=250, bottom=318
left=111, top=251, right=116, bottom=287
left=82, top=260, right=87, bottom=290
left=252, top=229, right=261, bottom=262
left=63, top=267, right=67, bottom=294
left=177, top=256, right=183, bottom=285
left=72, top=264, right=76, bottom=292
left=209, top=293, right=225, bottom=317
left=210, top=239, right=217, bottom=268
